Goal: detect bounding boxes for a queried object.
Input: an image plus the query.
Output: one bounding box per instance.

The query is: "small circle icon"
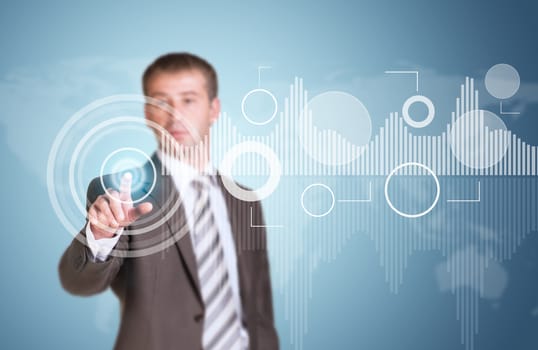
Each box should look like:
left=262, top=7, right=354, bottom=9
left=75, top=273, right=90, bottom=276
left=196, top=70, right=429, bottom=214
left=402, top=95, right=435, bottom=128
left=485, top=63, right=520, bottom=100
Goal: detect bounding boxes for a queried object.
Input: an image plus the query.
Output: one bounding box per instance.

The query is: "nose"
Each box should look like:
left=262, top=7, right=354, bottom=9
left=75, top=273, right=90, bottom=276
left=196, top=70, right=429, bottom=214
left=166, top=101, right=185, bottom=121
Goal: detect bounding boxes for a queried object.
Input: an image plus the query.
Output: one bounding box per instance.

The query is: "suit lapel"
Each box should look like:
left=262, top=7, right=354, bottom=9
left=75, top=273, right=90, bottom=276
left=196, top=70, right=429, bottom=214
left=139, top=156, right=249, bottom=309
left=142, top=153, right=203, bottom=304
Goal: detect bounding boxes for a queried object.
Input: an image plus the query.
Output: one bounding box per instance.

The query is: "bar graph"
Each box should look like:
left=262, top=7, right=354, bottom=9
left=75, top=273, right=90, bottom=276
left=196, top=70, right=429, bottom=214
left=154, top=75, right=537, bottom=350
left=209, top=77, right=536, bottom=177
left=203, top=75, right=538, bottom=350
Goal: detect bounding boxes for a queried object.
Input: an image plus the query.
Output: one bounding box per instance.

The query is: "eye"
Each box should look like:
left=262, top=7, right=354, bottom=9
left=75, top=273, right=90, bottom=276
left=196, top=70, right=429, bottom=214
left=184, top=98, right=194, bottom=104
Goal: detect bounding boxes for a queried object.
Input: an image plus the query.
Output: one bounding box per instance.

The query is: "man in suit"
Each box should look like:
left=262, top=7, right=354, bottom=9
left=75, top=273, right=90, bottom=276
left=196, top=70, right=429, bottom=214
left=59, top=52, right=279, bottom=350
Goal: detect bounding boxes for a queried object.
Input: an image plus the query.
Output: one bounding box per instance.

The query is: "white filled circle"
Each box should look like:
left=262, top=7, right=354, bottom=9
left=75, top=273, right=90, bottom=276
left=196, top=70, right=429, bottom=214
left=449, top=109, right=509, bottom=169
left=485, top=63, right=520, bottom=100
left=299, top=91, right=372, bottom=166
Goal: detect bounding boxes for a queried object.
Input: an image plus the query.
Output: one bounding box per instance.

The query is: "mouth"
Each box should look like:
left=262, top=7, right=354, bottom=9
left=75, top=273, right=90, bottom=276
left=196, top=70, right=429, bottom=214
left=169, top=130, right=189, bottom=138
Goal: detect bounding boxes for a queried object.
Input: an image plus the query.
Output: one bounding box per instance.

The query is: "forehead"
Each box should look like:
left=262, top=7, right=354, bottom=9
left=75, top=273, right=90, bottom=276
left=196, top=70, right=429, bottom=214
left=146, top=69, right=208, bottom=96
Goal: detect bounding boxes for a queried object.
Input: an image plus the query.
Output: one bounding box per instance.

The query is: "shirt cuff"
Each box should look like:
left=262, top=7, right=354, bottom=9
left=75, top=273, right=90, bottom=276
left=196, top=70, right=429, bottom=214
left=86, top=224, right=123, bottom=262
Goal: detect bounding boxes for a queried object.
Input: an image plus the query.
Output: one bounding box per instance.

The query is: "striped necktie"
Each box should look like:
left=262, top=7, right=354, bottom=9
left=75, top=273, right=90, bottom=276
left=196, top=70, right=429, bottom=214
left=191, top=176, right=243, bottom=350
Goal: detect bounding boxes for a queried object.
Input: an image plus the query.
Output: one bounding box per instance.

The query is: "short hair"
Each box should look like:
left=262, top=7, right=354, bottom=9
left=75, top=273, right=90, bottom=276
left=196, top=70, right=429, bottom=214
left=142, top=52, right=218, bottom=100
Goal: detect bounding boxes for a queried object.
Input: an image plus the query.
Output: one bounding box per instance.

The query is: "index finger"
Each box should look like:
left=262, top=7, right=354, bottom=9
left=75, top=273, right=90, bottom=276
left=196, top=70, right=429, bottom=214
left=119, top=172, right=133, bottom=202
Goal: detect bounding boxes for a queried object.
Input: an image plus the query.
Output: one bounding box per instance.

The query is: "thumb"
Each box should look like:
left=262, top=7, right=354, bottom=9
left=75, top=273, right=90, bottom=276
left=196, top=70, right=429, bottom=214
left=127, top=202, right=153, bottom=223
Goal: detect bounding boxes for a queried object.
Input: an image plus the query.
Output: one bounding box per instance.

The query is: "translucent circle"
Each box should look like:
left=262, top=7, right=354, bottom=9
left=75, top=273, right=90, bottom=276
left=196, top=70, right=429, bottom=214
left=449, top=109, right=509, bottom=169
left=385, top=162, right=440, bottom=219
left=300, top=183, right=335, bottom=218
left=219, top=141, right=281, bottom=201
left=241, top=88, right=278, bottom=125
left=100, top=147, right=156, bottom=204
left=299, top=91, right=372, bottom=166
left=69, top=116, right=164, bottom=217
left=402, top=95, right=435, bottom=128
left=48, top=95, right=199, bottom=258
left=66, top=116, right=188, bottom=251
left=485, top=64, right=520, bottom=99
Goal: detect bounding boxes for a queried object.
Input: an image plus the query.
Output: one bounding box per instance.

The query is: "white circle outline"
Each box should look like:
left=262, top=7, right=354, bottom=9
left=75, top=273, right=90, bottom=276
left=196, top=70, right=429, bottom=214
left=219, top=141, right=281, bottom=202
left=48, top=97, right=164, bottom=240
left=300, top=183, right=335, bottom=218
left=402, top=95, right=435, bottom=128
left=47, top=95, right=198, bottom=257
left=67, top=116, right=192, bottom=240
left=99, top=147, right=156, bottom=204
left=384, top=162, right=440, bottom=219
left=241, top=88, right=278, bottom=125
left=68, top=116, right=169, bottom=217
left=66, top=116, right=188, bottom=245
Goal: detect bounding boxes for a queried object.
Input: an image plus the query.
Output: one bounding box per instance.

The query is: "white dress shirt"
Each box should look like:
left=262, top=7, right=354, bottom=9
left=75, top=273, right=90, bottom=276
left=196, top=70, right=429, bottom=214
left=86, top=150, right=249, bottom=348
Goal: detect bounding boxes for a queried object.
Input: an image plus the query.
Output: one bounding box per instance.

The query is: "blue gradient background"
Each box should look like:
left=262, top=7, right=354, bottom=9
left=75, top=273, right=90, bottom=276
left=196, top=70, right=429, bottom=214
left=1, top=1, right=538, bottom=349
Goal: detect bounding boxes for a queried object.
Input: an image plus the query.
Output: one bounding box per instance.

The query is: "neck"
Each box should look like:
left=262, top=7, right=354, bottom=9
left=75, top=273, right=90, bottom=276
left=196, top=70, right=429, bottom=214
left=159, top=140, right=211, bottom=173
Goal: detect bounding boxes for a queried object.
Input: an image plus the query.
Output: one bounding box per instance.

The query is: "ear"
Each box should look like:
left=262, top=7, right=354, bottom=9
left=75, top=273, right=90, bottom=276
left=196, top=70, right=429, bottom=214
left=209, top=97, right=221, bottom=125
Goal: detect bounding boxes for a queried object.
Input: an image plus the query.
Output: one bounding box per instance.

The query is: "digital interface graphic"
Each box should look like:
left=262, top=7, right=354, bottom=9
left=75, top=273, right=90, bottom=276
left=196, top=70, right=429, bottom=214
left=46, top=63, right=536, bottom=350
left=3, top=2, right=538, bottom=350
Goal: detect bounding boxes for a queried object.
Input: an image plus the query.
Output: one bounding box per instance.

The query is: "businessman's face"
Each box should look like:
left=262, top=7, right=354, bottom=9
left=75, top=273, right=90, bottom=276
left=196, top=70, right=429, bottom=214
left=144, top=69, right=220, bottom=147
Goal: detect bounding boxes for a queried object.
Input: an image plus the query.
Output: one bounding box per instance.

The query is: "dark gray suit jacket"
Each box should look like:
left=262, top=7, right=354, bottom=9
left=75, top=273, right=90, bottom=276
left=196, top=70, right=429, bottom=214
left=58, top=153, right=279, bottom=349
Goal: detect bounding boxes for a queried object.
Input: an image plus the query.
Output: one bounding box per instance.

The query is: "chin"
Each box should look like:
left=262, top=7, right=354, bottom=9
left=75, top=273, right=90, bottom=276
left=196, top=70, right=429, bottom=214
left=175, top=136, right=197, bottom=147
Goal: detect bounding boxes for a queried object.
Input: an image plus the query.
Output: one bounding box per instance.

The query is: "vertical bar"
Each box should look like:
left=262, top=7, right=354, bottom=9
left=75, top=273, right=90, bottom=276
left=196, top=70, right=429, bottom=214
left=479, top=111, right=484, bottom=175
left=436, top=135, right=440, bottom=175
left=384, top=117, right=388, bottom=175
left=427, top=135, right=431, bottom=171
left=474, top=109, right=478, bottom=176
left=374, top=133, right=376, bottom=175
left=518, top=137, right=522, bottom=176
left=495, top=129, right=500, bottom=176
left=398, top=114, right=402, bottom=169
left=442, top=132, right=446, bottom=176
left=527, top=144, right=531, bottom=176
left=388, top=114, right=392, bottom=173
left=403, top=125, right=408, bottom=172
left=507, top=131, right=512, bottom=175
left=487, top=128, right=494, bottom=175
left=531, top=147, right=536, bottom=176
left=448, top=119, right=453, bottom=177
left=413, top=136, right=417, bottom=175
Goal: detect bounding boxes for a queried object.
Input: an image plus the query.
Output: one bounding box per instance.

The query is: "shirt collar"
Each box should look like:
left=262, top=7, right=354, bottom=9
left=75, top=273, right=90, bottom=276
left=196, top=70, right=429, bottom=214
left=157, top=149, right=216, bottom=191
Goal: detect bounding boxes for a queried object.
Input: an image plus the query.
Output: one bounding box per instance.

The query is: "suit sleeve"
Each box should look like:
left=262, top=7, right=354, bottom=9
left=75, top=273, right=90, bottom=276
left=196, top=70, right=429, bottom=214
left=58, top=177, right=127, bottom=296
left=253, top=201, right=280, bottom=349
